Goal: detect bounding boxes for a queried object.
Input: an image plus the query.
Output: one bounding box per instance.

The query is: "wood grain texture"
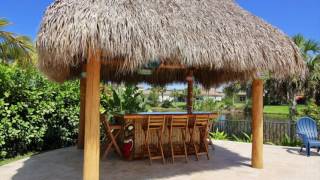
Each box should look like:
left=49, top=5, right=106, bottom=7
left=83, top=50, right=101, bottom=180
left=251, top=79, right=264, bottom=169
left=78, top=64, right=86, bottom=149
left=119, top=113, right=217, bottom=159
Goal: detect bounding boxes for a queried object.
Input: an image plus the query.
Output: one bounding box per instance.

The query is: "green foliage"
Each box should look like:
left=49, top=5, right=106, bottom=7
left=194, top=98, right=224, bottom=112
left=0, top=18, right=35, bottom=66
left=304, top=100, right=320, bottom=125
left=0, top=64, right=80, bottom=159
left=209, top=129, right=228, bottom=140
left=147, top=87, right=160, bottom=107
left=161, top=99, right=173, bottom=108
left=231, top=132, right=252, bottom=143
left=280, top=134, right=302, bottom=147
left=0, top=64, right=149, bottom=160
left=101, top=85, right=148, bottom=116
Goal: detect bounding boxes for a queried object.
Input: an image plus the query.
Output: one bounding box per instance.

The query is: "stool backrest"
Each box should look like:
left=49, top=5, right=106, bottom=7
left=101, top=115, right=111, bottom=131
left=147, top=115, right=166, bottom=129
left=171, top=115, right=189, bottom=128
left=194, top=114, right=209, bottom=129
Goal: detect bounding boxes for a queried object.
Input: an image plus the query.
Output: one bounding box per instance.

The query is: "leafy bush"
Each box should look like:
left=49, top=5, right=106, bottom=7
left=161, top=100, right=173, bottom=108
left=280, top=134, right=301, bottom=147
left=304, top=100, right=320, bottom=125
left=0, top=64, right=80, bottom=159
left=101, top=85, right=148, bottom=117
left=195, top=98, right=225, bottom=112
left=231, top=132, right=252, bottom=143
left=0, top=64, right=150, bottom=160
left=209, top=129, right=228, bottom=140
left=147, top=88, right=160, bottom=107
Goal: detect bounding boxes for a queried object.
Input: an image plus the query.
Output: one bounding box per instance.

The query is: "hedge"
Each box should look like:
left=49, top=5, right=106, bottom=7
left=0, top=64, right=80, bottom=159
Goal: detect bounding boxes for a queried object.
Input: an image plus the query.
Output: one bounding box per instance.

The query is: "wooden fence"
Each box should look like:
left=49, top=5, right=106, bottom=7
left=212, top=120, right=320, bottom=144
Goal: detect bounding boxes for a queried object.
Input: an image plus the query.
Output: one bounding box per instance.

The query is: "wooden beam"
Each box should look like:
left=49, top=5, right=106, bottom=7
left=251, top=79, right=264, bottom=169
left=83, top=50, right=101, bottom=180
left=78, top=64, right=86, bottom=149
left=186, top=71, right=193, bottom=114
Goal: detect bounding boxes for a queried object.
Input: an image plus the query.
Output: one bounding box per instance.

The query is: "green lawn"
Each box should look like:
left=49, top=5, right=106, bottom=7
left=172, top=102, right=185, bottom=108
left=0, top=152, right=37, bottom=166
left=263, top=105, right=306, bottom=115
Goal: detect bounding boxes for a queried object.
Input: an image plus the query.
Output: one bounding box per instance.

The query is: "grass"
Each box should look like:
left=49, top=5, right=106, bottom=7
left=172, top=102, right=185, bottom=108
left=0, top=152, right=37, bottom=166
left=263, top=105, right=306, bottom=115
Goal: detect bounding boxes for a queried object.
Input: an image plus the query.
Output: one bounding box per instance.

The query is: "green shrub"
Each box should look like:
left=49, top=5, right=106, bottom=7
left=0, top=64, right=150, bottom=160
left=280, top=134, right=302, bottom=147
left=231, top=132, right=252, bottom=143
left=161, top=100, right=173, bottom=108
left=209, top=129, right=228, bottom=140
left=304, top=100, right=320, bottom=125
left=0, top=64, right=80, bottom=159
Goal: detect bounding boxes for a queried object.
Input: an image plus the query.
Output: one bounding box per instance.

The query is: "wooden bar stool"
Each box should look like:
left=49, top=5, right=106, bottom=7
left=100, top=115, right=122, bottom=159
left=190, top=114, right=210, bottom=160
left=143, top=115, right=166, bottom=165
left=168, top=115, right=189, bottom=163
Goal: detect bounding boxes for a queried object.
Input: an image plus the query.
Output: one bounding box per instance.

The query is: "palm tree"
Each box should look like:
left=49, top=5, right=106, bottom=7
left=292, top=34, right=320, bottom=104
left=0, top=18, right=34, bottom=66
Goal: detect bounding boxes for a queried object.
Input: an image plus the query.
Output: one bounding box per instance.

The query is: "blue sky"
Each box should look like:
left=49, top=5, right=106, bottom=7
left=1, top=0, right=319, bottom=40
left=1, top=0, right=319, bottom=89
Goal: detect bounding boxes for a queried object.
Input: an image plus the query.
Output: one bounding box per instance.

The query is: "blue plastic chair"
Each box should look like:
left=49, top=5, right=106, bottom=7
left=296, top=117, right=320, bottom=156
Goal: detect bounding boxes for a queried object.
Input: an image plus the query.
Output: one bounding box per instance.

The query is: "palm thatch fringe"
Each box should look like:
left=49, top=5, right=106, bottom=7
left=36, top=0, right=305, bottom=86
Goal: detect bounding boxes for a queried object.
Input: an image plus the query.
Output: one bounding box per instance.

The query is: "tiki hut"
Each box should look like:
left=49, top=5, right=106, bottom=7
left=36, top=0, right=305, bottom=179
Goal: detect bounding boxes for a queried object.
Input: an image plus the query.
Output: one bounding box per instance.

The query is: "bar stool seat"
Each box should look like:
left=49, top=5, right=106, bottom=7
left=100, top=115, right=122, bottom=159
left=168, top=115, right=189, bottom=163
left=143, top=115, right=166, bottom=165
left=189, top=114, right=210, bottom=160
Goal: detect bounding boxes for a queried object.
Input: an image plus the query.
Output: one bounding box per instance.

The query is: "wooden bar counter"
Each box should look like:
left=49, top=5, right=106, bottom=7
left=115, top=112, right=218, bottom=160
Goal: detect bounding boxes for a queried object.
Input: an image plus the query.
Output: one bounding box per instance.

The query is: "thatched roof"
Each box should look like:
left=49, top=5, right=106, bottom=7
left=36, top=0, right=305, bottom=87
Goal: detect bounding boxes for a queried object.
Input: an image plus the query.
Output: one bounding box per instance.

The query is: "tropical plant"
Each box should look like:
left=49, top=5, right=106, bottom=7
left=209, top=129, right=228, bottom=140
left=161, top=99, right=173, bottom=108
left=293, top=34, right=320, bottom=104
left=231, top=132, right=252, bottom=143
left=101, top=85, right=148, bottom=116
left=194, top=98, right=224, bottom=112
left=303, top=100, right=320, bottom=125
left=0, top=18, right=35, bottom=66
left=147, top=86, right=160, bottom=107
left=223, top=82, right=243, bottom=105
left=280, top=134, right=301, bottom=147
left=0, top=64, right=80, bottom=159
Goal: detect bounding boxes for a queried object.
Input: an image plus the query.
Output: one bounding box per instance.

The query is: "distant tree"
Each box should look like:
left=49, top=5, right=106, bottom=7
left=148, top=86, right=160, bottom=107
left=0, top=18, right=35, bottom=66
left=223, top=83, right=243, bottom=105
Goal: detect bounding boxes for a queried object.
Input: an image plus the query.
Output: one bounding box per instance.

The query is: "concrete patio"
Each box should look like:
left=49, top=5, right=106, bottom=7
left=0, top=140, right=319, bottom=180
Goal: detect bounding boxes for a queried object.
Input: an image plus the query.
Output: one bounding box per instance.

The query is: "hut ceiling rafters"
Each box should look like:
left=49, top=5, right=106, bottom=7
left=36, top=0, right=305, bottom=87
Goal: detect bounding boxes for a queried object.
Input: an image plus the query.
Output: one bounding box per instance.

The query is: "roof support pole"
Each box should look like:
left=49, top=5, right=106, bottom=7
left=186, top=71, right=193, bottom=114
left=83, top=49, right=101, bottom=180
left=251, top=79, right=264, bottom=169
left=78, top=64, right=86, bottom=149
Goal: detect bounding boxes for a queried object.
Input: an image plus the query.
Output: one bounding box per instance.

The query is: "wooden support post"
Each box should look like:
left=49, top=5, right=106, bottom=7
left=78, top=64, right=86, bottom=149
left=83, top=50, right=101, bottom=180
left=186, top=71, right=193, bottom=114
left=251, top=79, right=264, bottom=169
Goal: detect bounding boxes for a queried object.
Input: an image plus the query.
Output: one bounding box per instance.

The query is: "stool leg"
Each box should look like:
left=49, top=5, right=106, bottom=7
left=158, top=130, right=165, bottom=164
left=169, top=127, right=174, bottom=163
left=204, top=129, right=210, bottom=160
left=192, top=129, right=199, bottom=161
left=147, top=132, right=152, bottom=165
left=182, top=128, right=188, bottom=163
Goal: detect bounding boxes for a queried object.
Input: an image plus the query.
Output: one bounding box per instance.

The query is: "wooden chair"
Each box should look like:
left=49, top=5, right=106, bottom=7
left=100, top=115, right=122, bottom=159
left=189, top=114, right=210, bottom=160
left=143, top=115, right=166, bottom=165
left=168, top=115, right=189, bottom=163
